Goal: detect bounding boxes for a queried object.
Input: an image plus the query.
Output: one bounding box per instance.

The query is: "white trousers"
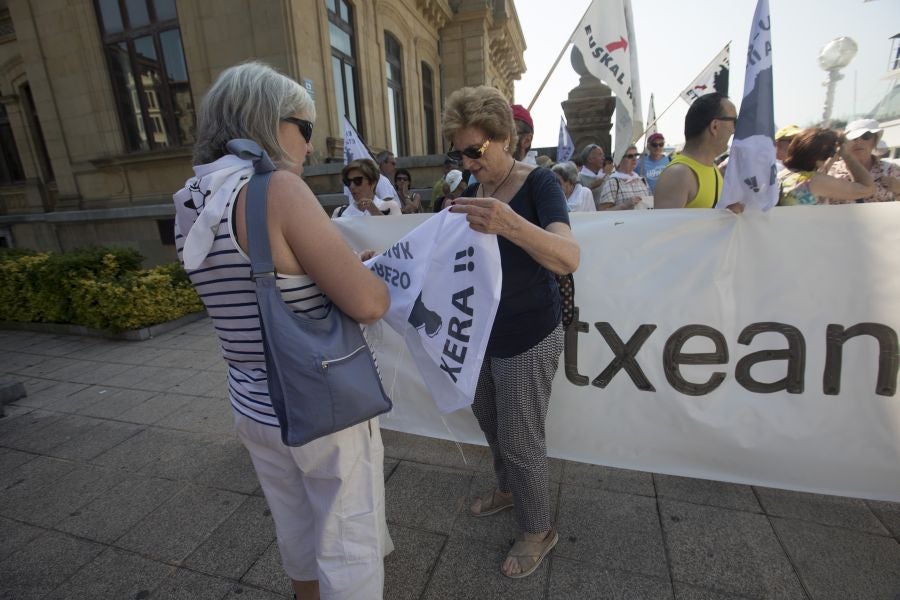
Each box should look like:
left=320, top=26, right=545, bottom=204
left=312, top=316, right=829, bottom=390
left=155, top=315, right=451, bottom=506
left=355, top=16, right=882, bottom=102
left=234, top=414, right=392, bottom=600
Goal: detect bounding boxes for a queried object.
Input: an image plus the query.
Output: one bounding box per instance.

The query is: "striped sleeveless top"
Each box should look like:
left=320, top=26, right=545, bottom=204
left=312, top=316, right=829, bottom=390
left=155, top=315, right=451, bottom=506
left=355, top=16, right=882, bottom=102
left=175, top=183, right=329, bottom=427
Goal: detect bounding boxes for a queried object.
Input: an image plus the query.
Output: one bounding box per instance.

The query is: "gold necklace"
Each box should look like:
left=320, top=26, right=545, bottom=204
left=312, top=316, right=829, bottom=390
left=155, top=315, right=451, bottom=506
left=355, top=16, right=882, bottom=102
left=480, top=159, right=516, bottom=198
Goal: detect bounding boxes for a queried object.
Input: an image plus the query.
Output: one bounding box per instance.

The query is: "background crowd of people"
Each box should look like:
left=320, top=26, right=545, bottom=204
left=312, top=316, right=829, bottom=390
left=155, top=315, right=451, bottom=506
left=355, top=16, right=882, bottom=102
left=335, top=92, right=895, bottom=219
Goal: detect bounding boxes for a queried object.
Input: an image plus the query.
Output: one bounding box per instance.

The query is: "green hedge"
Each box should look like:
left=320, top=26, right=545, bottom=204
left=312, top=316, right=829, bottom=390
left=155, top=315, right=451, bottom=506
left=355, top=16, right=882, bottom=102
left=0, top=247, right=204, bottom=332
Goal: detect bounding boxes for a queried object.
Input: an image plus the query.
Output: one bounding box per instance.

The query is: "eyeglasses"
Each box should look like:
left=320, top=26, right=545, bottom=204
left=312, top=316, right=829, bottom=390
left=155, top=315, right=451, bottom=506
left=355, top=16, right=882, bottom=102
left=282, top=117, right=313, bottom=143
left=395, top=176, right=409, bottom=182
left=342, top=176, right=367, bottom=187
left=447, top=139, right=491, bottom=162
left=650, top=142, right=665, bottom=148
left=622, top=153, right=639, bottom=159
left=715, top=116, right=738, bottom=123
left=858, top=132, right=875, bottom=141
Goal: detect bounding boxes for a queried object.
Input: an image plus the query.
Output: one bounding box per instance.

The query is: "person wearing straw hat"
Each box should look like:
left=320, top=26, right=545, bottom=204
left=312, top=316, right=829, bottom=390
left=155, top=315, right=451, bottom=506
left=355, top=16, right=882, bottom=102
left=774, top=124, right=801, bottom=172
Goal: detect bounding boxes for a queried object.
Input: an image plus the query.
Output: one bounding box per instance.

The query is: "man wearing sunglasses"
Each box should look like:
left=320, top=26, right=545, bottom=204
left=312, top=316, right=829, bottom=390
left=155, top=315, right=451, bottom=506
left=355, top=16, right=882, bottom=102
left=655, top=92, right=736, bottom=209
left=826, top=119, right=898, bottom=203
left=636, top=132, right=670, bottom=193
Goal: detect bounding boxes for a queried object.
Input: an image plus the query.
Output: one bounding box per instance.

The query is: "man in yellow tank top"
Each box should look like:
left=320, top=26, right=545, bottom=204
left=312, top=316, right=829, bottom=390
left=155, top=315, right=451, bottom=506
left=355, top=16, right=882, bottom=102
left=655, top=93, right=737, bottom=209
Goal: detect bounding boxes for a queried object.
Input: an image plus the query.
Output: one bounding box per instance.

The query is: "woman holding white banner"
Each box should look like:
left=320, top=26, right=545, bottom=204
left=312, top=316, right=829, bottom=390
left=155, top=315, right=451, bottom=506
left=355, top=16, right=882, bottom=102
left=442, top=86, right=580, bottom=579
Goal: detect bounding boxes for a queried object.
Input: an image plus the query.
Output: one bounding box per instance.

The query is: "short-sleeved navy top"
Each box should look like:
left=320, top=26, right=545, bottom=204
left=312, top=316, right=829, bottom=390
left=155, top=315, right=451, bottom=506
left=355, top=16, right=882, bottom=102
left=464, top=167, right=571, bottom=358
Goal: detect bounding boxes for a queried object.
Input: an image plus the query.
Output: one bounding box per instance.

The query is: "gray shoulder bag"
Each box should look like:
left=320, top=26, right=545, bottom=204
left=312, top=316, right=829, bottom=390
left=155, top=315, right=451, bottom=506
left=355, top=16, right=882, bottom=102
left=227, top=139, right=392, bottom=447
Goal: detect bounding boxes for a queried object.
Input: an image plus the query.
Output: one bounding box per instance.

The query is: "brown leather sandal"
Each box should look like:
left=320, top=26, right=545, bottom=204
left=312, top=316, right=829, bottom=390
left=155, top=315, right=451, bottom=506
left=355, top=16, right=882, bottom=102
left=469, top=489, right=514, bottom=517
left=503, top=527, right=559, bottom=579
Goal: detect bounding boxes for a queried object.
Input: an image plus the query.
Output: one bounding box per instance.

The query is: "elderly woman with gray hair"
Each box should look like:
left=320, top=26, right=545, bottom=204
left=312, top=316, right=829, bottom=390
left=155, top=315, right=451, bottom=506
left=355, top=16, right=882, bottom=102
left=551, top=161, right=596, bottom=212
left=174, top=62, right=391, bottom=600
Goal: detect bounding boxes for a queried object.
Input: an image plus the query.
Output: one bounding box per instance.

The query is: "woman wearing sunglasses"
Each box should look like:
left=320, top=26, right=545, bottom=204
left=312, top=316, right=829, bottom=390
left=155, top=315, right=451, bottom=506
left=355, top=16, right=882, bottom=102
left=826, top=119, right=899, bottom=203
left=597, top=145, right=651, bottom=210
left=777, top=127, right=874, bottom=206
left=173, top=62, right=392, bottom=600
left=442, top=86, right=579, bottom=579
left=335, top=158, right=402, bottom=217
left=394, top=168, right=423, bottom=213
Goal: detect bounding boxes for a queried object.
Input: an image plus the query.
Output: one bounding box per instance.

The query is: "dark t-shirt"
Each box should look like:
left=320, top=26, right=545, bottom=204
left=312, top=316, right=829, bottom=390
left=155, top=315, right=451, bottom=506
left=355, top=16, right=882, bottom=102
left=464, top=167, right=570, bottom=357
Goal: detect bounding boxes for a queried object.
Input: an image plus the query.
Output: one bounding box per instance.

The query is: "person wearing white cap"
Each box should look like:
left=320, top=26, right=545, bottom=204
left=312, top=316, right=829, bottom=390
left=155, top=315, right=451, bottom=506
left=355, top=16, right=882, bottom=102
left=433, top=168, right=467, bottom=211
left=826, top=119, right=899, bottom=203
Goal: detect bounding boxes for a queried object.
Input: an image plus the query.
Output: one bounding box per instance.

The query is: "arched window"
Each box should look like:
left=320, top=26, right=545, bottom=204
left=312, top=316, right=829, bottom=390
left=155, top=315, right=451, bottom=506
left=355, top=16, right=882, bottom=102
left=327, top=0, right=362, bottom=132
left=384, top=33, right=407, bottom=156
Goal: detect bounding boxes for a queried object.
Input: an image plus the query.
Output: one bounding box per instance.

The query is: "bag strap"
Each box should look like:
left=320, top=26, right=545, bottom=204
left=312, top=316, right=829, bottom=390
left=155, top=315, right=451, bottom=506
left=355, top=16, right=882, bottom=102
left=224, top=139, right=277, bottom=280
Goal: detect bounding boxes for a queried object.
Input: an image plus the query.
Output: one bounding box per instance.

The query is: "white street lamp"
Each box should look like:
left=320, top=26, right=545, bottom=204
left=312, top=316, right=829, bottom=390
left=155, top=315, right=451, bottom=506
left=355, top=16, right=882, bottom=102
left=818, top=37, right=858, bottom=127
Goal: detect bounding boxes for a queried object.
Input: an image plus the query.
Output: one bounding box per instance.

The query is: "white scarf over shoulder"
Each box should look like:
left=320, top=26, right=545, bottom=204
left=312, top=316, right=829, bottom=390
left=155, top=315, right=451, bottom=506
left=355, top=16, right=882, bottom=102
left=173, top=155, right=254, bottom=270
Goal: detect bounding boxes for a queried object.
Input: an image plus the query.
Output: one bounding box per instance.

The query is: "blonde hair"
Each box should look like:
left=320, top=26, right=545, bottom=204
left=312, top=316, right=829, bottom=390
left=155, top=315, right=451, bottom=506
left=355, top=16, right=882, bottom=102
left=442, top=86, right=517, bottom=155
left=193, top=61, right=315, bottom=165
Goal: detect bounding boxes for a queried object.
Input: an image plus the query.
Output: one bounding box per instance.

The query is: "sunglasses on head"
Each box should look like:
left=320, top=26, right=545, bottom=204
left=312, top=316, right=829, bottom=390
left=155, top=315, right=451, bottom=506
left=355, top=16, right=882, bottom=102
left=447, top=139, right=491, bottom=162
left=650, top=142, right=665, bottom=148
left=342, top=176, right=367, bottom=187
left=622, top=153, right=638, bottom=159
left=282, top=117, right=313, bottom=143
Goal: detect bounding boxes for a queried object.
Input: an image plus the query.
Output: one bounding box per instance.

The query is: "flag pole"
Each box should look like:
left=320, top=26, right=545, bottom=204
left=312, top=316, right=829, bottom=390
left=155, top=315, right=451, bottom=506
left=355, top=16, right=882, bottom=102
left=343, top=115, right=377, bottom=160
left=633, top=41, right=730, bottom=143
left=525, top=1, right=595, bottom=111
left=634, top=95, right=680, bottom=142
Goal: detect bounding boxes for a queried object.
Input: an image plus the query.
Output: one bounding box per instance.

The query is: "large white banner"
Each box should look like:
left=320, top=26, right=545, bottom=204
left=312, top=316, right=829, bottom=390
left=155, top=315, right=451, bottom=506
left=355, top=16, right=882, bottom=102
left=334, top=205, right=900, bottom=501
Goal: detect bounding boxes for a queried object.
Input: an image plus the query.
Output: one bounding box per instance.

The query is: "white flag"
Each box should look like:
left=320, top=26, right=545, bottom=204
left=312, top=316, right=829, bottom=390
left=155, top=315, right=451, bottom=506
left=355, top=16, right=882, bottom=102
left=645, top=93, right=658, bottom=138
left=342, top=116, right=396, bottom=202
left=557, top=117, right=575, bottom=163
left=572, top=0, right=642, bottom=162
left=364, top=212, right=501, bottom=414
left=719, top=0, right=777, bottom=211
left=681, top=43, right=731, bottom=104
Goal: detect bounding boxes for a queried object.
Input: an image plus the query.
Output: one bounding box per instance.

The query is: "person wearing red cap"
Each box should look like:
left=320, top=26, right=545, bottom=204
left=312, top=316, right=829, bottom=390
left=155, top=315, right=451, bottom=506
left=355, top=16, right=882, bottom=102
left=511, top=104, right=535, bottom=163
left=636, top=132, right=670, bottom=193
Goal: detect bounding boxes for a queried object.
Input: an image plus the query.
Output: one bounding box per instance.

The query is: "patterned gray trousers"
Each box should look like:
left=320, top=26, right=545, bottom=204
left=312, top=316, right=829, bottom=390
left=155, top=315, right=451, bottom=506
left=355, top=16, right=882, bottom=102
left=472, top=324, right=564, bottom=533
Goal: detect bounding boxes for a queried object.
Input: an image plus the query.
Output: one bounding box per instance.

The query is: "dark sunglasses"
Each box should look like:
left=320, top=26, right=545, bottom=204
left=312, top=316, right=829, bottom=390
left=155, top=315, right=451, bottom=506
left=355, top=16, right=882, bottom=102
left=342, top=176, right=367, bottom=187
left=282, top=117, right=313, bottom=143
left=622, top=153, right=639, bottom=159
left=447, top=139, right=491, bottom=162
left=650, top=142, right=665, bottom=148
left=395, top=176, right=409, bottom=182
left=715, top=116, right=738, bottom=123
left=857, top=131, right=875, bottom=141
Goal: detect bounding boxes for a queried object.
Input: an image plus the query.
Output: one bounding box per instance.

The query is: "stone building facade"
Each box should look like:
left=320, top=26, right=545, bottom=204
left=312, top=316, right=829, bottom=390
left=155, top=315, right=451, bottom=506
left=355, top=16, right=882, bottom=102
left=0, top=0, right=525, bottom=265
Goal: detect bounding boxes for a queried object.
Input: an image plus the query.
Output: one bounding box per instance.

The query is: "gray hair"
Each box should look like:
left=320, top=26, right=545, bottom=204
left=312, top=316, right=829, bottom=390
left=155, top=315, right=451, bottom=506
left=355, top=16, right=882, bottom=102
left=375, top=150, right=394, bottom=165
left=193, top=61, right=316, bottom=165
left=580, top=143, right=603, bottom=164
left=551, top=161, right=579, bottom=185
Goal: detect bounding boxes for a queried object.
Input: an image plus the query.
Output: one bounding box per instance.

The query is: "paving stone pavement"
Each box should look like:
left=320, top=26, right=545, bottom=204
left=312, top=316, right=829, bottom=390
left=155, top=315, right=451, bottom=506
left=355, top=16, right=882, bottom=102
left=1, top=319, right=899, bottom=599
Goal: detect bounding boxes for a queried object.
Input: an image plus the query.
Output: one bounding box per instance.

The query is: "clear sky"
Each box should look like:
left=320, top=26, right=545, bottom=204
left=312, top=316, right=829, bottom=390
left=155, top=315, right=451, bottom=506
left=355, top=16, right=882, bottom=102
left=513, top=0, right=900, bottom=149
